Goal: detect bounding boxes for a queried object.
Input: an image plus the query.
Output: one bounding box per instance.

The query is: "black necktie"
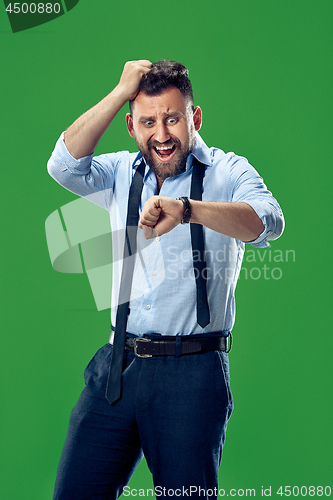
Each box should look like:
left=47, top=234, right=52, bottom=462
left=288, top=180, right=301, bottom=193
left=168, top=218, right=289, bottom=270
left=105, top=156, right=210, bottom=405
left=105, top=159, right=145, bottom=405
left=190, top=158, right=210, bottom=328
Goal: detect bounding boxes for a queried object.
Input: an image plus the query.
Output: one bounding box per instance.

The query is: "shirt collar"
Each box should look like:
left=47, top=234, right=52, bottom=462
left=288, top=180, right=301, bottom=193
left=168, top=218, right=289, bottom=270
left=186, top=132, right=212, bottom=171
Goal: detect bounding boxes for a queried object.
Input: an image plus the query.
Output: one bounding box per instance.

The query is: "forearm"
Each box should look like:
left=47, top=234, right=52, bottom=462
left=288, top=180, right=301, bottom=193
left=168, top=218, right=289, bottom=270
left=64, top=85, right=128, bottom=159
left=139, top=196, right=265, bottom=242
left=190, top=200, right=265, bottom=242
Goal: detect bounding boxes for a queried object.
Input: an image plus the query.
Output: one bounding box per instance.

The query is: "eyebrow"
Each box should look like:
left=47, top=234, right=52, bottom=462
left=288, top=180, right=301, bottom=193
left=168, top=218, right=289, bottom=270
left=138, top=111, right=186, bottom=122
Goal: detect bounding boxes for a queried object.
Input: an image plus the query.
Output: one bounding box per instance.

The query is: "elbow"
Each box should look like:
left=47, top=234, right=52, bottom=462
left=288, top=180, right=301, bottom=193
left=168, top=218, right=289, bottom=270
left=277, top=211, right=285, bottom=238
left=46, top=156, right=55, bottom=177
left=47, top=157, right=53, bottom=177
left=269, top=202, right=285, bottom=240
left=246, top=207, right=285, bottom=247
left=266, top=210, right=285, bottom=242
left=47, top=155, right=62, bottom=182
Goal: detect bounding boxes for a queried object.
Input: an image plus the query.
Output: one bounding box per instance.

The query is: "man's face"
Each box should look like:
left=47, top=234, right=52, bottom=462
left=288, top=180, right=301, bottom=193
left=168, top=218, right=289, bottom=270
left=126, top=87, right=202, bottom=181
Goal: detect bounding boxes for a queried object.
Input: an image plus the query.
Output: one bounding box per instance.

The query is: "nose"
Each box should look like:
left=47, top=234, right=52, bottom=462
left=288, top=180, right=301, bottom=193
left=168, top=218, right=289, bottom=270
left=154, top=120, right=170, bottom=144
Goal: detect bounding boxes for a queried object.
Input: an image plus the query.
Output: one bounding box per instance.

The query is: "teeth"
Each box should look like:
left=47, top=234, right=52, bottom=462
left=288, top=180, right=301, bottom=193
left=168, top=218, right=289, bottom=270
left=155, top=145, right=173, bottom=151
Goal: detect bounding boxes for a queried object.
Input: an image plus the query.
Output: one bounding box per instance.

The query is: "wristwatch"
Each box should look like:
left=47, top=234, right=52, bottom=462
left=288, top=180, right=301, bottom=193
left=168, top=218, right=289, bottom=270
left=177, top=196, right=191, bottom=224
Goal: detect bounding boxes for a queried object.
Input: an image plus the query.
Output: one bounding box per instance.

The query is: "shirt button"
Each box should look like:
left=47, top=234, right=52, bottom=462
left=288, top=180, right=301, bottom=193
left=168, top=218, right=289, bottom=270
left=156, top=237, right=160, bottom=242
left=146, top=305, right=151, bottom=310
left=152, top=271, right=157, bottom=276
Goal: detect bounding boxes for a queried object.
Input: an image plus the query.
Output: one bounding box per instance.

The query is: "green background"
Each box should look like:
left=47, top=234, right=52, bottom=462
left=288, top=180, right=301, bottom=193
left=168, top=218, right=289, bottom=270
left=1, top=0, right=332, bottom=498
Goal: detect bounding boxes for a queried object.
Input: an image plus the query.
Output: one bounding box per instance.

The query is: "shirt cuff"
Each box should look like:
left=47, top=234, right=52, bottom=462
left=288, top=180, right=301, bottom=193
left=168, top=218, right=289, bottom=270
left=52, top=132, right=95, bottom=175
left=244, top=199, right=285, bottom=248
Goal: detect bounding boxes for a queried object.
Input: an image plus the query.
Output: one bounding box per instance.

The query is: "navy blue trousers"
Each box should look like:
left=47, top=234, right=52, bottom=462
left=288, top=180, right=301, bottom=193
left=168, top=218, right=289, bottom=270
left=53, top=339, right=233, bottom=500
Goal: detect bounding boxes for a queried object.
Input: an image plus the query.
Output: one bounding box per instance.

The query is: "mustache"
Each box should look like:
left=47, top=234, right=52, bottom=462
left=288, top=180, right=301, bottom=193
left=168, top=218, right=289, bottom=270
left=147, top=137, right=181, bottom=149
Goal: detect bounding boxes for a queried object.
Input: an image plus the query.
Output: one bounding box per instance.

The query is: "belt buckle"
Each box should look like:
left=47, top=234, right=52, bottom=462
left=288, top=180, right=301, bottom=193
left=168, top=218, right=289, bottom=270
left=134, top=337, right=152, bottom=358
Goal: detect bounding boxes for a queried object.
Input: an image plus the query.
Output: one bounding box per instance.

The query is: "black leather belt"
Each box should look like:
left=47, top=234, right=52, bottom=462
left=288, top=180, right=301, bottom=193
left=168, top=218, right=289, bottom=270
left=125, top=334, right=232, bottom=358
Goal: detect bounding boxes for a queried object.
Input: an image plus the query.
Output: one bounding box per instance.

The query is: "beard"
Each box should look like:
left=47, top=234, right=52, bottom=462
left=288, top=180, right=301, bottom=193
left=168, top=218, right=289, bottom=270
left=134, top=130, right=196, bottom=181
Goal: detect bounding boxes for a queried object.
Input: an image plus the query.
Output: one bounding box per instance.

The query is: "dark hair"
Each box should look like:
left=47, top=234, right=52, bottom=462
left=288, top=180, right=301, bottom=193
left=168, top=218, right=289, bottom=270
left=129, top=59, right=194, bottom=113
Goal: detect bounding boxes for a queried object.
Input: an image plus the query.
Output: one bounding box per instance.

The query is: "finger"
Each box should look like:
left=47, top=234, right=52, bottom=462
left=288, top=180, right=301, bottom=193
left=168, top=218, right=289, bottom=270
left=139, top=207, right=161, bottom=226
left=140, top=214, right=159, bottom=226
left=139, top=217, right=157, bottom=229
left=140, top=225, right=158, bottom=239
left=137, top=60, right=153, bottom=68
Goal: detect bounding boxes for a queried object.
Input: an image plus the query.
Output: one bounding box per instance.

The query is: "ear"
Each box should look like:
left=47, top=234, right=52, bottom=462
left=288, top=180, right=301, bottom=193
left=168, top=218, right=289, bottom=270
left=126, top=113, right=135, bottom=138
left=193, top=106, right=202, bottom=131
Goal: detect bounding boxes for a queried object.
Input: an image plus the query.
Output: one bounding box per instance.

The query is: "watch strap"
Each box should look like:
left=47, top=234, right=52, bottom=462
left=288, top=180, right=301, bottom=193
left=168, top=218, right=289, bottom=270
left=177, top=196, right=191, bottom=224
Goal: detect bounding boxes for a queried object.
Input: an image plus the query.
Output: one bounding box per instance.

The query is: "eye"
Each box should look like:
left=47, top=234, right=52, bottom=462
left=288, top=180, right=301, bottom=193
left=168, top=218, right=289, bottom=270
left=144, top=120, right=154, bottom=127
left=167, top=117, right=178, bottom=125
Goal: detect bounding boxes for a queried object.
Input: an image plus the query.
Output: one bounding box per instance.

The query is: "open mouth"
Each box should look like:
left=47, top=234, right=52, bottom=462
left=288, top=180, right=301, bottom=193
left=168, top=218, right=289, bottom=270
left=153, top=144, right=177, bottom=162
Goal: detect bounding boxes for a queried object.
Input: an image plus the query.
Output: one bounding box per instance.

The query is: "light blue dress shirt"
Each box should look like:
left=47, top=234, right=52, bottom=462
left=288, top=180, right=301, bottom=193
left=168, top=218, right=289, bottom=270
left=47, top=132, right=284, bottom=336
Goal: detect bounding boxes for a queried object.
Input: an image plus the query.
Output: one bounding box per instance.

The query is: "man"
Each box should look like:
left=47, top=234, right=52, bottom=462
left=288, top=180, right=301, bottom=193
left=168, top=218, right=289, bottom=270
left=48, top=59, right=284, bottom=500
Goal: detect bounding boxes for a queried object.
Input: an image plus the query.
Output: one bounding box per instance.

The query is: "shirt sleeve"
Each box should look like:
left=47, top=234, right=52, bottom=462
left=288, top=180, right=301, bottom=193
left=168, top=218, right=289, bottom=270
left=228, top=155, right=285, bottom=248
left=47, top=132, right=116, bottom=210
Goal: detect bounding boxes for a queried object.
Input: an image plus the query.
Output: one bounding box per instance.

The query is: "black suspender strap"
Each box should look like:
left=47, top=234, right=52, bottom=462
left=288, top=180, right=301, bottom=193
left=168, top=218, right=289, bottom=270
left=106, top=159, right=145, bottom=405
